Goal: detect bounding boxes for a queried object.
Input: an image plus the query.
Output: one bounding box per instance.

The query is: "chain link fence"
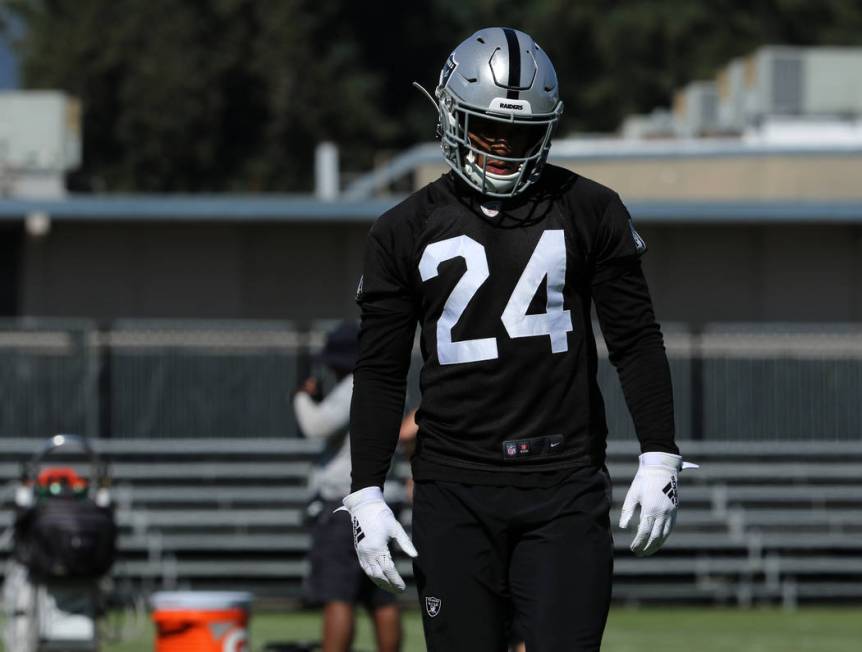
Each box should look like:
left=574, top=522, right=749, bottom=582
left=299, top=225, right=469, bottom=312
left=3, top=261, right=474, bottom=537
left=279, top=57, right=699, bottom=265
left=0, top=320, right=98, bottom=438
left=0, top=319, right=860, bottom=440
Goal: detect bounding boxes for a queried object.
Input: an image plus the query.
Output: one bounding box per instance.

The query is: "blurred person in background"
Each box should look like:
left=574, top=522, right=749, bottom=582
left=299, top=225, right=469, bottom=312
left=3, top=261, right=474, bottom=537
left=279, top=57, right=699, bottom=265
left=397, top=410, right=418, bottom=503
left=295, top=320, right=402, bottom=652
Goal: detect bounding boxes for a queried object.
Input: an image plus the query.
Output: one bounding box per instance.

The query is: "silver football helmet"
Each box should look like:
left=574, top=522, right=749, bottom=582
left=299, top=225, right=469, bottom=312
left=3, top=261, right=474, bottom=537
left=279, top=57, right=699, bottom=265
left=434, top=28, right=563, bottom=198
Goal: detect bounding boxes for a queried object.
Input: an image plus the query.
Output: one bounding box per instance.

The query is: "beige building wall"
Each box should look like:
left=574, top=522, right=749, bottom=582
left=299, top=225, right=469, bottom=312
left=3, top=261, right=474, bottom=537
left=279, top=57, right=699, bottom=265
left=416, top=154, right=862, bottom=201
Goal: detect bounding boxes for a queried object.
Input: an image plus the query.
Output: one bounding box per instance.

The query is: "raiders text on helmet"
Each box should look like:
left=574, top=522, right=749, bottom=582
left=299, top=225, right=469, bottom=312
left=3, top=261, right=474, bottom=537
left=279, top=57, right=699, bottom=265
left=434, top=28, right=563, bottom=197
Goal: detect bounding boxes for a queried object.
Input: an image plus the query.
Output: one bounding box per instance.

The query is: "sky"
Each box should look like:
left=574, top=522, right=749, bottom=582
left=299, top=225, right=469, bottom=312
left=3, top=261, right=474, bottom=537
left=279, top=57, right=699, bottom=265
left=0, top=39, right=20, bottom=89
left=0, top=9, right=21, bottom=89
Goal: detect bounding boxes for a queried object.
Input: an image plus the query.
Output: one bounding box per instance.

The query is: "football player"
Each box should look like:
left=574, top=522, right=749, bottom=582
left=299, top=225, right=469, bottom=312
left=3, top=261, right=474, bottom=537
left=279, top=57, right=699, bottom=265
left=339, top=27, right=695, bottom=651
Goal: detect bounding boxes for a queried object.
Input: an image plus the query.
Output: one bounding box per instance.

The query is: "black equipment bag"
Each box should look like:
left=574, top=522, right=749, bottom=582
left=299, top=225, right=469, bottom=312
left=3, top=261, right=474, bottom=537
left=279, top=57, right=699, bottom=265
left=14, top=496, right=118, bottom=580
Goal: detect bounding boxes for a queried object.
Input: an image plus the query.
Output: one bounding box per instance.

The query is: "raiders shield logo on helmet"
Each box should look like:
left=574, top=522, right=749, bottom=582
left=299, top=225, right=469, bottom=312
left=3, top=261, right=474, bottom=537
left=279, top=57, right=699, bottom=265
left=425, top=596, right=442, bottom=618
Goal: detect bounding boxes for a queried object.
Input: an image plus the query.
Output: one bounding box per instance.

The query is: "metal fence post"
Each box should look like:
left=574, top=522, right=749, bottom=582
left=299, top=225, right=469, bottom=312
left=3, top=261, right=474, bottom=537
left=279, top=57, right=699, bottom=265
left=690, top=325, right=704, bottom=440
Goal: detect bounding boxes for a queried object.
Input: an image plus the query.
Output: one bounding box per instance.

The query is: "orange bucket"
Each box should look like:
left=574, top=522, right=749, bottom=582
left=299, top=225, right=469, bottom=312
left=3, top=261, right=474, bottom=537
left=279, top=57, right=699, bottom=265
left=151, top=591, right=252, bottom=652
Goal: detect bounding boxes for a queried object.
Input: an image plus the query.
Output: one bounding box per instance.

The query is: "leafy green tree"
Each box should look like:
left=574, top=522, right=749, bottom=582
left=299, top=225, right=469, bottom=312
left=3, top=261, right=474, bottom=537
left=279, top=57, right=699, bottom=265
left=9, top=0, right=389, bottom=191
left=7, top=0, right=862, bottom=191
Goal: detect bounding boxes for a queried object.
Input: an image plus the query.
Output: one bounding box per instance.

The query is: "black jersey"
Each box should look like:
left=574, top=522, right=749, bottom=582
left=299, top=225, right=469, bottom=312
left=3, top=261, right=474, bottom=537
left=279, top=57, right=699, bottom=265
left=350, top=166, right=676, bottom=490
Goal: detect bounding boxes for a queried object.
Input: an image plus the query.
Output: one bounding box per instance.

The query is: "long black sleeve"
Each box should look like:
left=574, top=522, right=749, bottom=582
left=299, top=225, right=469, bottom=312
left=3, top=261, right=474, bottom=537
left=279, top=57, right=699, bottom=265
left=349, top=222, right=418, bottom=491
left=589, top=192, right=677, bottom=455
left=593, top=259, right=677, bottom=454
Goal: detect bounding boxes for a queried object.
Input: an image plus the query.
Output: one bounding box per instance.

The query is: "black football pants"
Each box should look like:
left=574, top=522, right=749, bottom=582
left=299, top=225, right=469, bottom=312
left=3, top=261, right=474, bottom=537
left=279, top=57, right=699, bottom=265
left=411, top=465, right=614, bottom=652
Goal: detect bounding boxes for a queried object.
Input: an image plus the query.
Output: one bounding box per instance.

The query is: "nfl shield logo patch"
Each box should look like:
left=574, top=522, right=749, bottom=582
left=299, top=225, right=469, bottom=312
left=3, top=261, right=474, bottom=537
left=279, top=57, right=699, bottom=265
left=425, top=596, right=442, bottom=618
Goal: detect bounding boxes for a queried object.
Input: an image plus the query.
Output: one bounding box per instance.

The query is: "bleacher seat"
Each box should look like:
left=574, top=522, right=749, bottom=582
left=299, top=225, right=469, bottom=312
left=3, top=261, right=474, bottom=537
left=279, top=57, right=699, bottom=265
left=1, top=438, right=861, bottom=606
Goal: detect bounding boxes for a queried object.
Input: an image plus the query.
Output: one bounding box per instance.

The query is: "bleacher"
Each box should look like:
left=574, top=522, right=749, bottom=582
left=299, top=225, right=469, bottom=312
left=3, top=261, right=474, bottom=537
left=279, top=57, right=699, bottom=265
left=2, top=438, right=860, bottom=608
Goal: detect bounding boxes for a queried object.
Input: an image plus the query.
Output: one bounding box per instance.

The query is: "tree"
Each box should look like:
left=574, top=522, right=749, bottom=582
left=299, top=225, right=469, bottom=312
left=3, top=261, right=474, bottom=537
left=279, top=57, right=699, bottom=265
left=7, top=1, right=862, bottom=191
left=8, top=0, right=389, bottom=191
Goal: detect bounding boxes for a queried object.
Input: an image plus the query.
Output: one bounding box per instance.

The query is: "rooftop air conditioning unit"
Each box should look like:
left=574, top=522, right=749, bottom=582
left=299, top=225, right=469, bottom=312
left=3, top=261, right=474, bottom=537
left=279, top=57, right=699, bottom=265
left=716, top=58, right=748, bottom=132
left=673, top=81, right=719, bottom=137
left=742, top=46, right=862, bottom=122
left=0, top=91, right=81, bottom=197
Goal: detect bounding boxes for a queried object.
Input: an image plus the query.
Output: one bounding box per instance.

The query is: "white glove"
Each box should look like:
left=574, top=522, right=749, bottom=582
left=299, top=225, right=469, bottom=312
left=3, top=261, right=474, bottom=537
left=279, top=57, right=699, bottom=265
left=619, top=452, right=698, bottom=557
left=336, top=486, right=418, bottom=593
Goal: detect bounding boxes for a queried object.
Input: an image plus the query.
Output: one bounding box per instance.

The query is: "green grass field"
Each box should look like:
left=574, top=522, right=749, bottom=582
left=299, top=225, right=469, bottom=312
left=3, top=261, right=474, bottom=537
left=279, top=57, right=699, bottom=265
left=99, top=606, right=862, bottom=652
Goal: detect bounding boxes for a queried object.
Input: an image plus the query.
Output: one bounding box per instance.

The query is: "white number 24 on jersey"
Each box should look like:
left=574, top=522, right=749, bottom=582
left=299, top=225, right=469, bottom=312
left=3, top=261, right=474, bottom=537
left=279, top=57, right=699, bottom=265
left=418, top=231, right=572, bottom=365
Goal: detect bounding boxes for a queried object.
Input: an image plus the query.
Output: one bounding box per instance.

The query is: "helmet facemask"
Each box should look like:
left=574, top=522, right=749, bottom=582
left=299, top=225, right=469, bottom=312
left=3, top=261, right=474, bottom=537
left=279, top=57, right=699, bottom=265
left=436, top=88, right=561, bottom=198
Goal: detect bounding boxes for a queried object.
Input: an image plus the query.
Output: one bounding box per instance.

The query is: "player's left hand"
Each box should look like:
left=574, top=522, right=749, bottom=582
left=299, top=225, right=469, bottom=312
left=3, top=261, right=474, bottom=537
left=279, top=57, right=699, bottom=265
left=619, top=452, right=698, bottom=557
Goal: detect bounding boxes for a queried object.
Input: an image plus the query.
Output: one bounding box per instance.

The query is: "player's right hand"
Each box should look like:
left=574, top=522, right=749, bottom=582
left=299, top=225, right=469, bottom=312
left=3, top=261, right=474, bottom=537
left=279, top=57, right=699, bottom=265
left=337, top=486, right=418, bottom=593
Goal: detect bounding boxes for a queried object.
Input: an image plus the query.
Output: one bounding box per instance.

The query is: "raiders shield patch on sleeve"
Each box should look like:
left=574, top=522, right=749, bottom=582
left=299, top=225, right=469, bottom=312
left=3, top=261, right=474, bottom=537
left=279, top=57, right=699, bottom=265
left=629, top=220, right=647, bottom=254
